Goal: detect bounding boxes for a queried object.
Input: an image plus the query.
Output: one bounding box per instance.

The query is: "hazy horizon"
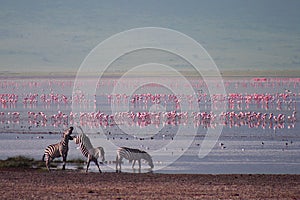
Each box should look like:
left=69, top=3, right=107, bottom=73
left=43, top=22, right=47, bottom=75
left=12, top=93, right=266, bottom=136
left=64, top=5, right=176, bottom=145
left=0, top=0, right=300, bottom=74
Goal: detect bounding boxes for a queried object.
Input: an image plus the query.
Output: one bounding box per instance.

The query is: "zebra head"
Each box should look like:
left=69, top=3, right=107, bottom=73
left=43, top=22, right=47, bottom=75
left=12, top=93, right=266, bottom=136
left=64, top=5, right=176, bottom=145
left=73, top=134, right=81, bottom=144
left=145, top=153, right=154, bottom=169
left=73, top=133, right=91, bottom=147
left=63, top=127, right=74, bottom=140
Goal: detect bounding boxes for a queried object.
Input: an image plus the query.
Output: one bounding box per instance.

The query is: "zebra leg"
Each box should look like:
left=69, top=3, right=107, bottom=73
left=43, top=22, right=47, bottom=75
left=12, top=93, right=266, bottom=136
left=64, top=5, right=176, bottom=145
left=62, top=155, right=67, bottom=170
left=45, top=156, right=52, bottom=172
left=94, top=160, right=102, bottom=173
left=138, top=159, right=141, bottom=173
left=116, top=156, right=121, bottom=173
left=132, top=160, right=136, bottom=168
left=86, top=159, right=91, bottom=173
left=115, top=156, right=118, bottom=172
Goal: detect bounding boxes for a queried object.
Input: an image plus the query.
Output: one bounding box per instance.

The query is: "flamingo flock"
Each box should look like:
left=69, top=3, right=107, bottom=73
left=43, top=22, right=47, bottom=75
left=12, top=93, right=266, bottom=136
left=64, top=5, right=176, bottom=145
left=0, top=90, right=297, bottom=111
left=0, top=109, right=297, bottom=131
left=0, top=78, right=299, bottom=132
left=106, top=92, right=296, bottom=112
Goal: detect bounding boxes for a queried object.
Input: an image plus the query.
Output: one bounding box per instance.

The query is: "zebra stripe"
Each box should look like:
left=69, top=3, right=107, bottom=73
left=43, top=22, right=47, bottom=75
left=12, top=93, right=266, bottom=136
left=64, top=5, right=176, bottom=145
left=74, top=132, right=105, bottom=173
left=42, top=127, right=73, bottom=171
left=116, top=147, right=154, bottom=172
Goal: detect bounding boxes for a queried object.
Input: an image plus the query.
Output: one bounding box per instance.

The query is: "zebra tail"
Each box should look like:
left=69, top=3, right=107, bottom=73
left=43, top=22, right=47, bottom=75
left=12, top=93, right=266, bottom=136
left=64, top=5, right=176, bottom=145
left=94, top=149, right=101, bottom=160
left=42, top=154, right=45, bottom=161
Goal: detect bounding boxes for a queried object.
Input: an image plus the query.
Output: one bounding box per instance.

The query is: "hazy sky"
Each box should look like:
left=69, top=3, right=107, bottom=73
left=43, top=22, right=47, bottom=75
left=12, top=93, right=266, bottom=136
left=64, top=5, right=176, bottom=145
left=0, top=0, right=299, bottom=73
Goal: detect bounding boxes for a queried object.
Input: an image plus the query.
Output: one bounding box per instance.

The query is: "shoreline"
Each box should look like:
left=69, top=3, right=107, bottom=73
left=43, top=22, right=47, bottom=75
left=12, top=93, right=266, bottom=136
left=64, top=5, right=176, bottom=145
left=1, top=69, right=300, bottom=79
left=1, top=168, right=299, bottom=199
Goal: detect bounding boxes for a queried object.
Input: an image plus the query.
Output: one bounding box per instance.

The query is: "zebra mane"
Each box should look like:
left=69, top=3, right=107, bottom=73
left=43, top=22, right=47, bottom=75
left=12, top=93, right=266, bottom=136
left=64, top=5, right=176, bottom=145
left=76, top=126, right=94, bottom=151
left=60, top=128, right=73, bottom=142
left=79, top=133, right=94, bottom=151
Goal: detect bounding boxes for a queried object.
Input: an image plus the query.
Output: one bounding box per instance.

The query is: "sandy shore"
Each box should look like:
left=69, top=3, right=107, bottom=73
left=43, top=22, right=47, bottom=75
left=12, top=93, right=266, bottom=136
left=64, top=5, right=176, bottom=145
left=0, top=169, right=299, bottom=199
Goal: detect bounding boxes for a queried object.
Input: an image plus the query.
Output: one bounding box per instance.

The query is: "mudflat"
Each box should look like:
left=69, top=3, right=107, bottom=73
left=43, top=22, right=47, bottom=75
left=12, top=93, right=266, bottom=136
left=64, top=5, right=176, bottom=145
left=0, top=169, right=299, bottom=199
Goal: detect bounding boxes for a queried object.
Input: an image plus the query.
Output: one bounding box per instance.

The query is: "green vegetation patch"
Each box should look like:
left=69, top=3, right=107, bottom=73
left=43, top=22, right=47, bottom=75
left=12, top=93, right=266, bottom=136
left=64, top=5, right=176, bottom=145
left=0, top=156, right=35, bottom=168
left=0, top=156, right=85, bottom=169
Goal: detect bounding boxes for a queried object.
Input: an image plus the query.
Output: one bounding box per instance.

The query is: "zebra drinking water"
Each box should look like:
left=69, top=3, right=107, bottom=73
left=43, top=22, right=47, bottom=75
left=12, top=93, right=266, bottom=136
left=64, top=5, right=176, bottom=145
left=116, top=147, right=154, bottom=172
left=42, top=127, right=74, bottom=171
left=73, top=129, right=105, bottom=173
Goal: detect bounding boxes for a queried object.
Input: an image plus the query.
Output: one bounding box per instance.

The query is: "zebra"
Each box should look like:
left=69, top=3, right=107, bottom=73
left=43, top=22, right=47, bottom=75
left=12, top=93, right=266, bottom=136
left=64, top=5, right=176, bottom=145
left=116, top=147, right=154, bottom=172
left=42, top=127, right=74, bottom=171
left=73, top=128, right=105, bottom=173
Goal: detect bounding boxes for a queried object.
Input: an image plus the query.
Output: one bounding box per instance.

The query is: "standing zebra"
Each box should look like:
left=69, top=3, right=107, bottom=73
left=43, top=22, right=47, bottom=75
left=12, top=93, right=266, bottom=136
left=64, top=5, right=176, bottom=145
left=73, top=130, right=105, bottom=173
left=42, top=127, right=74, bottom=171
left=116, top=147, right=154, bottom=172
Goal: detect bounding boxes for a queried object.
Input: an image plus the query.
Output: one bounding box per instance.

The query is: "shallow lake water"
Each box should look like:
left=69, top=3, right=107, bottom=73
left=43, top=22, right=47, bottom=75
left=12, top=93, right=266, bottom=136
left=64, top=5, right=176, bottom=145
left=0, top=77, right=299, bottom=174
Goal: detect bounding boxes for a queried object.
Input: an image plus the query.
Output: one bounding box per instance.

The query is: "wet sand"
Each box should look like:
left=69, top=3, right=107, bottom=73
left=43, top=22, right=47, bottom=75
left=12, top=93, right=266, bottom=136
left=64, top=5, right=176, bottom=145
left=0, top=169, right=299, bottom=199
